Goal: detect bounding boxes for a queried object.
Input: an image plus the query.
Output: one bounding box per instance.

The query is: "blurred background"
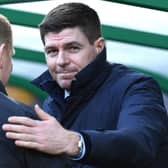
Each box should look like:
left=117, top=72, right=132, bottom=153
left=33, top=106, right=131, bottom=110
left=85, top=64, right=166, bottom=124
left=0, top=0, right=168, bottom=110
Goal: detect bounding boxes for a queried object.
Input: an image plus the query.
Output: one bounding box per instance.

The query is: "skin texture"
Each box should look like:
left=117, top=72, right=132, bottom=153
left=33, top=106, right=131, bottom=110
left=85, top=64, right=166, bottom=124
left=3, top=104, right=81, bottom=156
left=44, top=27, right=104, bottom=90
left=2, top=27, right=104, bottom=156
left=0, top=43, right=13, bottom=86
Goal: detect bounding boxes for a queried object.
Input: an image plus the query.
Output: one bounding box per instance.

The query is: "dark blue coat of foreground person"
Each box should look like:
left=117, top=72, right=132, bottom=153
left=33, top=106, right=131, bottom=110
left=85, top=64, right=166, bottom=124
left=1, top=3, right=168, bottom=168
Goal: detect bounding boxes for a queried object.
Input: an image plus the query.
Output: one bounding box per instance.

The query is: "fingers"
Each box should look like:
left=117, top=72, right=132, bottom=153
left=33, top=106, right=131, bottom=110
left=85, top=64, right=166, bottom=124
left=2, top=117, right=39, bottom=142
left=2, top=124, right=32, bottom=134
left=6, top=132, right=36, bottom=142
left=1, top=105, right=60, bottom=154
left=15, top=140, right=47, bottom=153
left=15, top=140, right=40, bottom=150
left=2, top=123, right=36, bottom=143
left=34, top=104, right=53, bottom=121
left=3, top=125, right=42, bottom=150
left=7, top=116, right=38, bottom=127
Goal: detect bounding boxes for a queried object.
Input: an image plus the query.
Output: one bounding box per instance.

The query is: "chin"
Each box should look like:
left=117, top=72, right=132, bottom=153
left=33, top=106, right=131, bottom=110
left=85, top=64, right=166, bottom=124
left=59, top=82, right=71, bottom=90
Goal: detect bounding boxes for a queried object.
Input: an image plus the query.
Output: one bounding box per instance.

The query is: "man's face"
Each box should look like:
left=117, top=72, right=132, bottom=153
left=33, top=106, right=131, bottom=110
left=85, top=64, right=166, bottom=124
left=44, top=27, right=104, bottom=90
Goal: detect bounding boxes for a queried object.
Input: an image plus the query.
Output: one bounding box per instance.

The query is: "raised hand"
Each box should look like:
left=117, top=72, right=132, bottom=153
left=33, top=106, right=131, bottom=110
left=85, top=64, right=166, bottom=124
left=2, top=104, right=80, bottom=156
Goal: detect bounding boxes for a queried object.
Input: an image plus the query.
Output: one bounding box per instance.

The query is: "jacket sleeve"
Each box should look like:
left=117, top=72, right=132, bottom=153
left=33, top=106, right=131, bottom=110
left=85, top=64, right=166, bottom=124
left=0, top=102, right=27, bottom=168
left=80, top=77, right=168, bottom=166
left=0, top=135, right=26, bottom=168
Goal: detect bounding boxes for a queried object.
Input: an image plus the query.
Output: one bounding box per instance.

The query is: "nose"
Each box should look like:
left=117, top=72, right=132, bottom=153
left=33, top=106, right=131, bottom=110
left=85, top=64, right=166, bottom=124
left=56, top=51, right=70, bottom=66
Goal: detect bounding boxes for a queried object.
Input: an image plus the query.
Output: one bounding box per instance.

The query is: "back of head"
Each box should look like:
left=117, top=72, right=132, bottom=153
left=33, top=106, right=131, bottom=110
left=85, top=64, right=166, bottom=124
left=0, top=14, right=13, bottom=51
left=39, top=2, right=102, bottom=44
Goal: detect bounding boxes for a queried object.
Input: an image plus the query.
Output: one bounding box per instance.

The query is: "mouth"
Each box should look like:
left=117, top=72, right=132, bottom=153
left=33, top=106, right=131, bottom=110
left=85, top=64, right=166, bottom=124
left=58, top=71, right=77, bottom=80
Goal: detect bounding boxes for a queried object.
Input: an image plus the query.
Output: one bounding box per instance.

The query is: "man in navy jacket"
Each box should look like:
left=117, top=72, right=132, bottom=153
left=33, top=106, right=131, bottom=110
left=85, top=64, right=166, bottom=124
left=2, top=3, right=168, bottom=168
left=0, top=13, right=75, bottom=168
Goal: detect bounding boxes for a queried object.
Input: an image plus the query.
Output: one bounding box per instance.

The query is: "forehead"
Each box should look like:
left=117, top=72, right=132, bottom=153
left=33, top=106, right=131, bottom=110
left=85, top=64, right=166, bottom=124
left=44, top=27, right=89, bottom=46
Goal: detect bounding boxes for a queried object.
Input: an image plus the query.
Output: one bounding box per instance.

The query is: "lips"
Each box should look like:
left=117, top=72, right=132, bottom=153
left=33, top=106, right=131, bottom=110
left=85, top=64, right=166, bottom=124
left=58, top=71, right=77, bottom=80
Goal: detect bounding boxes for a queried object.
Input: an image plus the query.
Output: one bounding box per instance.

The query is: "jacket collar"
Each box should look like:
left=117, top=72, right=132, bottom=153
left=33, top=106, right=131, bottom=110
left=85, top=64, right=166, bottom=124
left=0, top=81, right=8, bottom=95
left=70, top=47, right=107, bottom=95
left=32, top=70, right=64, bottom=98
left=32, top=47, right=108, bottom=98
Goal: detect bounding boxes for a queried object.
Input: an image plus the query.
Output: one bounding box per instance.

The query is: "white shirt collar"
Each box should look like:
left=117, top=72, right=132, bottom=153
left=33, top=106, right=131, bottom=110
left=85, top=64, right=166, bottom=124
left=64, top=90, right=70, bottom=98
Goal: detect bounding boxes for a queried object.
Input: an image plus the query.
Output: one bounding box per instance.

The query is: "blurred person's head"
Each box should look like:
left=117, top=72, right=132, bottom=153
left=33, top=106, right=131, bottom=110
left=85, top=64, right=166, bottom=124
left=0, top=14, right=14, bottom=86
left=39, top=2, right=104, bottom=90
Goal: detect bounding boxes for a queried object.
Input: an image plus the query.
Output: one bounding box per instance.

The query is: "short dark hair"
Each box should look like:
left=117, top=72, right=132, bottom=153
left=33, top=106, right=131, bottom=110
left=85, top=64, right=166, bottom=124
left=39, top=2, right=102, bottom=44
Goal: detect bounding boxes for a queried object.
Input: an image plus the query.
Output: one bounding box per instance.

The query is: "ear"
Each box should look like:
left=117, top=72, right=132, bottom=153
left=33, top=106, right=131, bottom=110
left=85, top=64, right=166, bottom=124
left=0, top=43, right=5, bottom=69
left=0, top=43, right=5, bottom=56
left=94, top=37, right=105, bottom=54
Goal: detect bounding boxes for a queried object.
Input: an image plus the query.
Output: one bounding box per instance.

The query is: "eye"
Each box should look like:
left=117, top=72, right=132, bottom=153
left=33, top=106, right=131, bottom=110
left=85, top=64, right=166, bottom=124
left=68, top=46, right=80, bottom=53
left=46, top=49, right=58, bottom=56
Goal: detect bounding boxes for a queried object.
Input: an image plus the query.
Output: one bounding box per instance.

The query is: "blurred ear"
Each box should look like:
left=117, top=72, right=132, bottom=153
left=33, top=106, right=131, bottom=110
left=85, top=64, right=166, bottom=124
left=0, top=43, right=5, bottom=69
left=0, top=43, right=5, bottom=55
left=94, top=37, right=104, bottom=54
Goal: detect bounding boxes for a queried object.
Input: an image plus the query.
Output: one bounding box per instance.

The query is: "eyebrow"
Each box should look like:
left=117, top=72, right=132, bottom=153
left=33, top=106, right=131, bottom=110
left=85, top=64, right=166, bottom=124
left=44, top=41, right=83, bottom=51
left=64, top=41, right=82, bottom=48
left=44, top=46, right=55, bottom=51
